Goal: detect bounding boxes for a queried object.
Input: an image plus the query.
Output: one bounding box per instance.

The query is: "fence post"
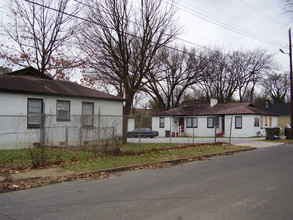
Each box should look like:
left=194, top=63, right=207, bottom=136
left=65, top=125, right=68, bottom=148
left=214, top=115, right=217, bottom=144
left=138, top=115, right=142, bottom=144
left=40, top=114, right=46, bottom=165
left=112, top=126, right=115, bottom=155
left=98, top=108, right=101, bottom=142
left=192, top=112, right=195, bottom=144
left=79, top=127, right=82, bottom=147
left=229, top=116, right=233, bottom=144
left=169, top=115, right=172, bottom=144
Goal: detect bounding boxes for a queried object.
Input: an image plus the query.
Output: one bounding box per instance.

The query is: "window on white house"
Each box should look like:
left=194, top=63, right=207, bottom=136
left=57, top=100, right=70, bottom=121
left=186, top=117, right=198, bottom=128
left=82, top=102, right=94, bottom=127
left=207, top=117, right=214, bottom=128
left=235, top=116, right=242, bottom=129
left=159, top=117, right=165, bottom=128
left=27, top=98, right=43, bottom=128
left=254, top=117, right=259, bottom=127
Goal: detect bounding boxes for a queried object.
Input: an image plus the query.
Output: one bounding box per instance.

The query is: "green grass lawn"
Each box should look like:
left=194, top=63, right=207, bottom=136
left=0, top=148, right=93, bottom=168
left=63, top=144, right=249, bottom=172
left=0, top=143, right=252, bottom=172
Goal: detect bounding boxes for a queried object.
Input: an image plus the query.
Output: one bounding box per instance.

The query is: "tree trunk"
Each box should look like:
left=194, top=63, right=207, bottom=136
left=122, top=95, right=134, bottom=144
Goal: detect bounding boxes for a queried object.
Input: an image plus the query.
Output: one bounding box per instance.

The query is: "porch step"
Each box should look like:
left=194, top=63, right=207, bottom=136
left=216, top=133, right=224, bottom=138
left=171, top=132, right=186, bottom=137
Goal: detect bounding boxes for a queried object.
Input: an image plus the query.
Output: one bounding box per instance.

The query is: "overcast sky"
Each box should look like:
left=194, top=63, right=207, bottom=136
left=0, top=0, right=291, bottom=72
left=175, top=0, right=292, bottom=71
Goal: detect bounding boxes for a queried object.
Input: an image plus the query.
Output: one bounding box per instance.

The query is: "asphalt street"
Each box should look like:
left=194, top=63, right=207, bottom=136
left=1, top=143, right=293, bottom=220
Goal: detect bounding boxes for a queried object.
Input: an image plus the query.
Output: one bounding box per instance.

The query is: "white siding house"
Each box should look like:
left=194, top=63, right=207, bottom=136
left=0, top=67, right=124, bottom=149
left=152, top=99, right=278, bottom=138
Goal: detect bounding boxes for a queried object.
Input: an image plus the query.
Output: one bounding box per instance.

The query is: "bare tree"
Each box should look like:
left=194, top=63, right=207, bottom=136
left=261, top=72, right=290, bottom=104
left=144, top=47, right=207, bottom=111
left=198, top=48, right=274, bottom=103
left=280, top=0, right=293, bottom=12
left=78, top=0, right=179, bottom=142
left=198, top=49, right=239, bottom=103
left=0, top=0, right=82, bottom=78
left=230, top=49, right=273, bottom=102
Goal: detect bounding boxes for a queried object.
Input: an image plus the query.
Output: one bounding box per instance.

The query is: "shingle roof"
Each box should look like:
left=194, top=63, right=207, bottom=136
left=259, top=104, right=290, bottom=116
left=0, top=67, right=124, bottom=102
left=152, top=104, right=212, bottom=116
left=153, top=103, right=278, bottom=116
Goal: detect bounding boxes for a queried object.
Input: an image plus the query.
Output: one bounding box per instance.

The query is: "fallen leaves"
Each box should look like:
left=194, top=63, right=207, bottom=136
left=0, top=171, right=110, bottom=193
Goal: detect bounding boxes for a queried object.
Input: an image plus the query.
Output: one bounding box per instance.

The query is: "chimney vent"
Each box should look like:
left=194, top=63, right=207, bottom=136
left=210, top=98, right=218, bottom=107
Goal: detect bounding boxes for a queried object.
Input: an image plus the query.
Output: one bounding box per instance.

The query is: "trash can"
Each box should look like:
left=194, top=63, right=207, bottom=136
left=165, top=130, right=170, bottom=137
left=285, top=128, right=293, bottom=139
left=265, top=127, right=280, bottom=140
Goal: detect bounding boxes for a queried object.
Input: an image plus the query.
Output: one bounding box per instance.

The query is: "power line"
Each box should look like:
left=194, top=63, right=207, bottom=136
left=23, top=0, right=276, bottom=66
left=22, top=0, right=220, bottom=62
left=71, top=0, right=217, bottom=53
left=164, top=0, right=284, bottom=48
left=238, top=0, right=286, bottom=27
left=72, top=0, right=283, bottom=52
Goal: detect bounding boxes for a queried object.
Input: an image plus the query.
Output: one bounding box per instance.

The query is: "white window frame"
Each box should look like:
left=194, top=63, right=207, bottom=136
left=254, top=117, right=259, bottom=127
left=56, top=100, right=70, bottom=121
left=27, top=98, right=43, bottom=128
left=159, top=117, right=165, bottom=128
left=186, top=117, right=198, bottom=128
left=207, top=117, right=214, bottom=128
left=82, top=102, right=94, bottom=127
left=235, top=116, right=242, bottom=129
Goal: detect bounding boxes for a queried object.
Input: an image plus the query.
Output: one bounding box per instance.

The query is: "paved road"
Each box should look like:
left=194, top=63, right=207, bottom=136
left=1, top=143, right=293, bottom=220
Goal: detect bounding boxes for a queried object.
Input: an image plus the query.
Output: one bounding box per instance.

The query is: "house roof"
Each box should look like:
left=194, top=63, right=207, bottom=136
left=259, top=103, right=291, bottom=116
left=0, top=67, right=124, bottom=102
left=153, top=103, right=278, bottom=116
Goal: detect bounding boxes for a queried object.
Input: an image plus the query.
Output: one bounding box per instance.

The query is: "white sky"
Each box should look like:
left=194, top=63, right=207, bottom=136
left=0, top=0, right=291, bottom=72
left=174, top=0, right=292, bottom=72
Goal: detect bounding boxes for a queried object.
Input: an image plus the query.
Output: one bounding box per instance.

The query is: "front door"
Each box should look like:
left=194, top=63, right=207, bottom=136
left=179, top=118, right=185, bottom=133
left=222, top=116, right=225, bottom=134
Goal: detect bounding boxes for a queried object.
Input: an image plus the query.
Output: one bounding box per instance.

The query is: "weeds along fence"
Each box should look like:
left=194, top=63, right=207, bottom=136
left=0, top=114, right=237, bottom=151
left=0, top=113, right=241, bottom=151
left=0, top=114, right=125, bottom=150
left=0, top=114, right=240, bottom=167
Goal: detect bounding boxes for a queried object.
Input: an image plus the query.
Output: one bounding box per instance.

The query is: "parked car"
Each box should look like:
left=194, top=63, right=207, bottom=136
left=127, top=128, right=159, bottom=138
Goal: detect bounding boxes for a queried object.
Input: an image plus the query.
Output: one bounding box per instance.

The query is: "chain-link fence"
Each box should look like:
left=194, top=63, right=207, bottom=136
left=1, top=113, right=268, bottom=167
left=0, top=114, right=124, bottom=150
left=0, top=114, right=254, bottom=150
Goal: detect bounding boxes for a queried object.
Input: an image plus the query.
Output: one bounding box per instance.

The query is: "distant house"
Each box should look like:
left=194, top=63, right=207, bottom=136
left=152, top=98, right=278, bottom=138
left=0, top=67, right=124, bottom=149
left=259, top=103, right=291, bottom=134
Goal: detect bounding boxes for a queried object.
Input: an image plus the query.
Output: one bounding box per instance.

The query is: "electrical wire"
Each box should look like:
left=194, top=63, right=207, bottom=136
left=23, top=0, right=279, bottom=65
left=22, top=0, right=222, bottom=63
left=71, top=0, right=216, bottom=53
left=163, top=0, right=284, bottom=48
left=238, top=0, right=286, bottom=27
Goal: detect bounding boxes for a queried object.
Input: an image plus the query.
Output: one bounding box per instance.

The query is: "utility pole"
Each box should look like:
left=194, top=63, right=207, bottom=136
left=280, top=28, right=293, bottom=138
left=289, top=28, right=293, bottom=138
